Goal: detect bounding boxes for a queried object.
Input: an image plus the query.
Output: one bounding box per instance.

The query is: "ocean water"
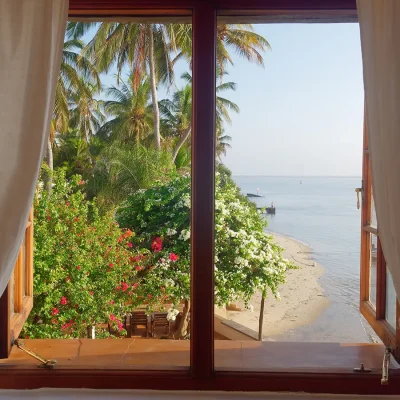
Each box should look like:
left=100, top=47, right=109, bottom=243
left=233, top=176, right=379, bottom=343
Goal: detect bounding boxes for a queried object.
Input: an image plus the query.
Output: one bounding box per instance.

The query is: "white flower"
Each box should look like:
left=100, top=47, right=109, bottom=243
left=247, top=304, right=254, bottom=313
left=179, top=229, right=190, bottom=241
left=167, top=307, right=179, bottom=321
left=166, top=228, right=177, bottom=236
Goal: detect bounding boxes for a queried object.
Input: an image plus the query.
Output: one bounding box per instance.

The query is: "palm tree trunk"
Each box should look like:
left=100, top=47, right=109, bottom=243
left=46, top=138, right=53, bottom=195
left=172, top=125, right=191, bottom=163
left=148, top=25, right=161, bottom=151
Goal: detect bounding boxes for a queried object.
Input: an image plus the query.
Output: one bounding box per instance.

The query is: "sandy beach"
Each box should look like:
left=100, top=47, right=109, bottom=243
left=215, top=233, right=331, bottom=339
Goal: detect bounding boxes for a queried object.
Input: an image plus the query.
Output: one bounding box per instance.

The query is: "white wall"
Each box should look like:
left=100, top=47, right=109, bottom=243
left=0, top=390, right=397, bottom=400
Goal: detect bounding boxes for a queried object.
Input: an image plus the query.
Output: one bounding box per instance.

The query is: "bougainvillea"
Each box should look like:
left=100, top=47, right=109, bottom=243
left=116, top=171, right=294, bottom=316
left=22, top=167, right=145, bottom=339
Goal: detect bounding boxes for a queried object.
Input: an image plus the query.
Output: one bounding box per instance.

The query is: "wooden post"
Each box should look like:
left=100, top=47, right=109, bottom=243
left=259, top=291, right=266, bottom=341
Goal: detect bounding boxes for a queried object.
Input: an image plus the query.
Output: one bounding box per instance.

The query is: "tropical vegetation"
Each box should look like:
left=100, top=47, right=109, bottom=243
left=25, top=21, right=294, bottom=339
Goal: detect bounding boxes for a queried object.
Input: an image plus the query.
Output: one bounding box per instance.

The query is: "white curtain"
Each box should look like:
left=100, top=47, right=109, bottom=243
left=0, top=0, right=68, bottom=297
left=357, top=0, right=400, bottom=299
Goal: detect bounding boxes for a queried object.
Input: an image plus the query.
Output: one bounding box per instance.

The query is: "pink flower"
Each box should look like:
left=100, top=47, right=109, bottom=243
left=127, top=242, right=133, bottom=248
left=60, top=297, right=68, bottom=305
left=134, top=266, right=142, bottom=271
left=51, top=308, right=59, bottom=316
left=110, top=300, right=115, bottom=305
left=109, top=313, right=116, bottom=321
left=169, top=253, right=179, bottom=262
left=151, top=237, right=163, bottom=253
left=117, top=322, right=124, bottom=331
left=132, top=283, right=138, bottom=289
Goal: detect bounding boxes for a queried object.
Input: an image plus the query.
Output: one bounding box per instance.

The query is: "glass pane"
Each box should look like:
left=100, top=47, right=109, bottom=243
left=23, top=18, right=193, bottom=370
left=371, top=192, right=377, bottom=228
left=386, top=267, right=396, bottom=331
left=9, top=271, right=14, bottom=318
left=370, top=234, right=378, bottom=306
left=21, top=234, right=26, bottom=297
left=214, top=19, right=376, bottom=372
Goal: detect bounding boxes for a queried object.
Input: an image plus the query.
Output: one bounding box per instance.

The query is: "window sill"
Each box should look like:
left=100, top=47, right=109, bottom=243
left=1, top=339, right=400, bottom=394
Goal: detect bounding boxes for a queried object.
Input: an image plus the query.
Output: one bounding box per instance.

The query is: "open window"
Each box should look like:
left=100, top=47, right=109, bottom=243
left=2, top=0, right=400, bottom=395
left=359, top=115, right=400, bottom=360
left=0, top=208, right=34, bottom=358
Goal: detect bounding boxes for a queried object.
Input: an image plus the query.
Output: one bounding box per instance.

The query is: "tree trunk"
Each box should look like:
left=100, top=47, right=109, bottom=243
left=148, top=25, right=161, bottom=151
left=175, top=299, right=190, bottom=339
left=258, top=293, right=266, bottom=341
left=172, top=125, right=191, bottom=163
left=46, top=138, right=53, bottom=195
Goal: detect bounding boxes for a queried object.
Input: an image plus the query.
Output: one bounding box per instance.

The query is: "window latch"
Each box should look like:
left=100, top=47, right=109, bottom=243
left=14, top=339, right=57, bottom=369
left=381, top=347, right=391, bottom=385
left=355, top=186, right=363, bottom=210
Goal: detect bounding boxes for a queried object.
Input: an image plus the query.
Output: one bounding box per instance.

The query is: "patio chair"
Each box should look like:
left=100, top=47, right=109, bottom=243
left=151, top=312, right=171, bottom=337
left=130, top=311, right=150, bottom=338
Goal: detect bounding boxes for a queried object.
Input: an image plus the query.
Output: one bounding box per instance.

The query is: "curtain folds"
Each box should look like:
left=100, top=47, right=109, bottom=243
left=0, top=0, right=68, bottom=297
left=357, top=0, right=400, bottom=299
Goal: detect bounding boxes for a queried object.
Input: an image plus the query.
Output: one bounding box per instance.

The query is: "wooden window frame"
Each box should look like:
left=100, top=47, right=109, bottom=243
left=359, top=113, right=400, bottom=358
left=0, top=209, right=34, bottom=358
left=3, top=0, right=400, bottom=395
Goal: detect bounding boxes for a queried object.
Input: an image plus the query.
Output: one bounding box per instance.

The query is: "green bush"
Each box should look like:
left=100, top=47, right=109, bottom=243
left=23, top=168, right=143, bottom=339
left=117, top=171, right=293, bottom=312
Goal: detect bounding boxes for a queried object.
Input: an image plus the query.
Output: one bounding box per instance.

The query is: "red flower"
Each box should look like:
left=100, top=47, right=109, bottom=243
left=74, top=217, right=79, bottom=222
left=60, top=297, right=68, bottom=305
left=109, top=263, right=114, bottom=268
left=110, top=300, right=115, bottom=305
left=151, top=237, right=163, bottom=253
left=148, top=294, right=153, bottom=299
left=78, top=179, right=85, bottom=185
left=126, top=229, right=133, bottom=237
left=109, top=314, right=116, bottom=321
left=76, top=266, right=81, bottom=271
left=132, top=283, right=138, bottom=289
left=89, top=291, right=94, bottom=296
left=134, top=266, right=142, bottom=271
left=117, top=322, right=124, bottom=331
left=169, top=253, right=179, bottom=262
left=51, top=307, right=59, bottom=316
left=121, top=282, right=129, bottom=292
left=66, top=277, right=71, bottom=282
left=127, top=242, right=133, bottom=248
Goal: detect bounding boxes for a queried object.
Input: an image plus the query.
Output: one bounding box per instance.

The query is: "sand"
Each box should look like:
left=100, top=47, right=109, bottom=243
left=215, top=233, right=331, bottom=339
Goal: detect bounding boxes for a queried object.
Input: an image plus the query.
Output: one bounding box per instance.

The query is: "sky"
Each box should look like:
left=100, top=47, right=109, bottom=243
left=82, top=23, right=364, bottom=177
left=217, top=23, right=364, bottom=177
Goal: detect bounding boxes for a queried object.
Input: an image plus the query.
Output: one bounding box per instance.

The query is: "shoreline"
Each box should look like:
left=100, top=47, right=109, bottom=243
left=215, top=232, right=330, bottom=339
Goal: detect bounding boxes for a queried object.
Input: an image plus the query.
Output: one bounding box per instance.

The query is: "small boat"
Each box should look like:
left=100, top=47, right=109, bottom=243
left=247, top=193, right=264, bottom=198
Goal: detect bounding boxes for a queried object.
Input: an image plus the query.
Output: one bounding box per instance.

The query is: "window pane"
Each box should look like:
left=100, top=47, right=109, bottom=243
left=370, top=234, right=377, bottom=307
left=386, top=267, right=396, bottom=331
left=21, top=235, right=26, bottom=298
left=23, top=18, right=192, bottom=370
left=371, top=192, right=377, bottom=228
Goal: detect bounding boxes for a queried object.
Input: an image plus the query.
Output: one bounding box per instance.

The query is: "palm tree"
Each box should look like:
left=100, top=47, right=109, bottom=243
left=68, top=79, right=106, bottom=146
left=160, top=72, right=239, bottom=163
left=216, top=128, right=232, bottom=161
left=68, top=22, right=185, bottom=150
left=48, top=39, right=101, bottom=193
left=97, top=76, right=154, bottom=147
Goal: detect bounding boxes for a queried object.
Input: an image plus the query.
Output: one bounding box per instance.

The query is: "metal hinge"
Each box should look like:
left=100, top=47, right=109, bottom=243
left=14, top=339, right=57, bottom=369
left=381, top=347, right=391, bottom=385
left=355, top=181, right=364, bottom=210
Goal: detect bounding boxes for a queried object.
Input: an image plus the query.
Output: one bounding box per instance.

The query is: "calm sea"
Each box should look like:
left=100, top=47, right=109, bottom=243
left=233, top=176, right=379, bottom=343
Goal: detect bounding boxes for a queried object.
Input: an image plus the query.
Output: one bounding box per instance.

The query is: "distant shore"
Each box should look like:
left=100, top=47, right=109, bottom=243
left=215, top=232, right=330, bottom=339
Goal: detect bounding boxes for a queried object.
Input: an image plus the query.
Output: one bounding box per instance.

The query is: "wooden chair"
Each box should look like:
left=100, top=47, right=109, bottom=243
left=130, top=311, right=150, bottom=338
left=151, top=312, right=171, bottom=337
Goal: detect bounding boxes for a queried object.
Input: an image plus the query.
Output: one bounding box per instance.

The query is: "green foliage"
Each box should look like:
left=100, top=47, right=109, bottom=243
left=23, top=168, right=142, bottom=339
left=117, top=171, right=293, bottom=308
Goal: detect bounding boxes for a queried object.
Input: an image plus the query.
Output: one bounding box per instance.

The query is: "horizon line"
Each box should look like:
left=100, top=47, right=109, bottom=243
left=231, top=175, right=362, bottom=178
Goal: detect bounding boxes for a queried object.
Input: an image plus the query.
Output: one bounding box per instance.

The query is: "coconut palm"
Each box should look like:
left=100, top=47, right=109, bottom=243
left=216, top=128, right=232, bottom=161
left=69, top=22, right=185, bottom=150
left=47, top=39, right=101, bottom=193
left=160, top=72, right=239, bottom=163
left=97, top=76, right=154, bottom=147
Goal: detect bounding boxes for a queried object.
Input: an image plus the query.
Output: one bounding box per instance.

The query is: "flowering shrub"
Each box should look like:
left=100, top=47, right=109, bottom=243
left=23, top=168, right=143, bottom=339
left=116, top=171, right=293, bottom=314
